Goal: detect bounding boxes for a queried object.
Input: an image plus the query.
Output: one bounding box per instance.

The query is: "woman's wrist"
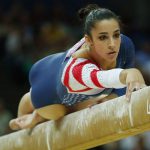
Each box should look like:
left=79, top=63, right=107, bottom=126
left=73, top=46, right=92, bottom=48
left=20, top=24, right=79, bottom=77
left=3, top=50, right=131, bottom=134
left=120, top=68, right=143, bottom=85
left=120, top=69, right=128, bottom=85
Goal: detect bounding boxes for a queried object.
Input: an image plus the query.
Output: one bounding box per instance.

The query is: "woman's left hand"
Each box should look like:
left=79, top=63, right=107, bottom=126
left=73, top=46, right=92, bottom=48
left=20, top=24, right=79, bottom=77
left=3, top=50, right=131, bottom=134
left=88, top=93, right=118, bottom=108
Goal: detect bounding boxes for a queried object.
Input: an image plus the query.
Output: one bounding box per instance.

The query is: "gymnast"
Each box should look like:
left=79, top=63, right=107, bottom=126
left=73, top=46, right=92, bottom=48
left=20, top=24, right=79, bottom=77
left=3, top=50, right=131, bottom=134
left=9, top=4, right=146, bottom=130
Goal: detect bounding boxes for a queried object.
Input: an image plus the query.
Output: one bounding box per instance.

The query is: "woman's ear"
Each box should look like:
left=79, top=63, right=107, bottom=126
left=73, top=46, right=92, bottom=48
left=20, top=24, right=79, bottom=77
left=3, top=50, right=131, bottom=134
left=84, top=34, right=93, bottom=47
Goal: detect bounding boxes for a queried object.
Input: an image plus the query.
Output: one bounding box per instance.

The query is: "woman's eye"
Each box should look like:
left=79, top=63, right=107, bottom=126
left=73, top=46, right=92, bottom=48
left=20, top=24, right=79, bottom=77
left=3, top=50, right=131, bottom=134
left=99, top=35, right=107, bottom=40
left=113, top=33, right=120, bottom=38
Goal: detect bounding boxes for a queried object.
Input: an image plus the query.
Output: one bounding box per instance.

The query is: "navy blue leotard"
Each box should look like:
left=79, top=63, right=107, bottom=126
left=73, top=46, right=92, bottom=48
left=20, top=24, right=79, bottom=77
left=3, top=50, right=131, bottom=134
left=29, top=34, right=135, bottom=108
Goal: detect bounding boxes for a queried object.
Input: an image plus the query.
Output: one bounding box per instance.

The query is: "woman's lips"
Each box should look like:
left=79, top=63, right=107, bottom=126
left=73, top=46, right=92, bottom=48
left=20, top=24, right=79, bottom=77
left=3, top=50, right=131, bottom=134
left=108, top=51, right=116, bottom=54
left=107, top=51, right=117, bottom=58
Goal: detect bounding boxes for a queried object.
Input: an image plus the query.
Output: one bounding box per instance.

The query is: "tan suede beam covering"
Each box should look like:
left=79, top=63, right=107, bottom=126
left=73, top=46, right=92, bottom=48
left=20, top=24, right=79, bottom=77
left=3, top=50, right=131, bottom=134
left=0, top=87, right=150, bottom=150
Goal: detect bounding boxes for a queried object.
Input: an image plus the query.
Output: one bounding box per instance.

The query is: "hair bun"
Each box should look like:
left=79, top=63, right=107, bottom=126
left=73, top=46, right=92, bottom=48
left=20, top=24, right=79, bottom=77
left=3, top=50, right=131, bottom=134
left=78, top=4, right=100, bottom=21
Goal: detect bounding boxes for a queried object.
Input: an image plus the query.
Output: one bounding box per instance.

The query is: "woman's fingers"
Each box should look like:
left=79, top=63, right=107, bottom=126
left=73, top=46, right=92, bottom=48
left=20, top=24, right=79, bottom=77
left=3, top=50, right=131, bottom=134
left=126, top=83, right=132, bottom=102
left=126, top=82, right=147, bottom=102
left=122, top=68, right=147, bottom=102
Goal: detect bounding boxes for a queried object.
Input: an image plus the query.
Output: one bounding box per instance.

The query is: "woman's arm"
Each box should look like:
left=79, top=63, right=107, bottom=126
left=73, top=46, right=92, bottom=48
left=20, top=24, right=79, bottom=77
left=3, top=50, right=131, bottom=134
left=62, top=57, right=146, bottom=101
left=62, top=57, right=126, bottom=93
left=70, top=93, right=118, bottom=111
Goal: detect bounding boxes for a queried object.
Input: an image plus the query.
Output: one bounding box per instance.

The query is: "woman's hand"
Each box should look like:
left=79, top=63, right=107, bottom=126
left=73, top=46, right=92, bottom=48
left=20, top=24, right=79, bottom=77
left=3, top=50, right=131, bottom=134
left=120, top=68, right=146, bottom=101
left=88, top=93, right=118, bottom=108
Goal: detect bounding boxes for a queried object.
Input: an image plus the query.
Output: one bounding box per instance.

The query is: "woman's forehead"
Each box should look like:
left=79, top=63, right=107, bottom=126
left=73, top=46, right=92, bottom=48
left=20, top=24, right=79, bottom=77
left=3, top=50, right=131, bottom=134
left=92, top=19, right=120, bottom=33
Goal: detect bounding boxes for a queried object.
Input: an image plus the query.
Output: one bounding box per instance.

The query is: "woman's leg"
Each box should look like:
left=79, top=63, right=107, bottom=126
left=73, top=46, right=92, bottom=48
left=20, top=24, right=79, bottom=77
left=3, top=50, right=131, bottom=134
left=9, top=92, right=46, bottom=130
left=9, top=92, right=118, bottom=130
left=9, top=104, right=69, bottom=130
left=17, top=92, right=34, bottom=117
left=9, top=92, right=70, bottom=130
left=36, top=104, right=69, bottom=120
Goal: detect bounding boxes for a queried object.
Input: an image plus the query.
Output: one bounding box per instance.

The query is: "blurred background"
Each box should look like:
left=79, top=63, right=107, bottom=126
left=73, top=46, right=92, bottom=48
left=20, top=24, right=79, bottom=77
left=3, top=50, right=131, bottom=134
left=0, top=0, right=150, bottom=149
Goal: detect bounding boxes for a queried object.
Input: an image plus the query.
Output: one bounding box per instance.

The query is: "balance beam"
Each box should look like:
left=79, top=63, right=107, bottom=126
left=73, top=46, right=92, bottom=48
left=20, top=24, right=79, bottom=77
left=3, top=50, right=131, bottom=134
left=0, top=87, right=150, bottom=150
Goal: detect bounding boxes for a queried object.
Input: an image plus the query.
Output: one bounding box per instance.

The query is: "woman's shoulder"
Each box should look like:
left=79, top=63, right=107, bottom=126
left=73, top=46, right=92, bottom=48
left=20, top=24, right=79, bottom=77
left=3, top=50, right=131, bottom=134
left=120, top=34, right=135, bottom=54
left=119, top=34, right=135, bottom=68
left=66, top=56, right=93, bottom=66
left=121, top=34, right=135, bottom=48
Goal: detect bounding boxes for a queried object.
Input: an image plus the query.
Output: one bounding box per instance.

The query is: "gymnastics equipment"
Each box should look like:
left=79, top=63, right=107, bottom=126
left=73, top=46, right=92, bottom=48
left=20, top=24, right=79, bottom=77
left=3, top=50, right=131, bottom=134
left=0, top=86, right=150, bottom=150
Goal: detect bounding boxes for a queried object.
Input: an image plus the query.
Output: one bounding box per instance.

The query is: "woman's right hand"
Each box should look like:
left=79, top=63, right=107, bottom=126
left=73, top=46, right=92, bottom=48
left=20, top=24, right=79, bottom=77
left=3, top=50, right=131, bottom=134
left=120, top=68, right=146, bottom=101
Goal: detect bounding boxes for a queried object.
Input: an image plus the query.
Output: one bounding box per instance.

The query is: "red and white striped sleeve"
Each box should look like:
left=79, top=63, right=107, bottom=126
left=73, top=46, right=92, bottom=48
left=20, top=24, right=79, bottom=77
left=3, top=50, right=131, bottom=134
left=61, top=57, right=126, bottom=93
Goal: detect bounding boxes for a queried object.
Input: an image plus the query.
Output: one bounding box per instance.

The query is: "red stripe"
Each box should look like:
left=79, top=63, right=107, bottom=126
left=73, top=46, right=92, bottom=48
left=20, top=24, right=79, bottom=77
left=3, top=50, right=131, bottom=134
left=63, top=58, right=76, bottom=88
left=90, top=69, right=104, bottom=88
left=63, top=58, right=91, bottom=92
left=70, top=88, right=91, bottom=92
left=72, top=60, right=91, bottom=86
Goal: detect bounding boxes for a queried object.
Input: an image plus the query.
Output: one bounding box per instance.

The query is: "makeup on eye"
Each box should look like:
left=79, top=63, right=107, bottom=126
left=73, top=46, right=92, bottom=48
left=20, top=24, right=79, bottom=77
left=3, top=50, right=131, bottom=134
left=98, top=35, right=108, bottom=40
left=98, top=29, right=120, bottom=37
left=98, top=32, right=120, bottom=41
left=113, top=32, right=121, bottom=38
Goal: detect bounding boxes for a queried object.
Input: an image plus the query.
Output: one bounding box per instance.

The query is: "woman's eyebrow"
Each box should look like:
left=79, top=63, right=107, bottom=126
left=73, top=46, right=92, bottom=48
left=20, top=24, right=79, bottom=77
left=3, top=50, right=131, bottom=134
left=99, top=32, right=108, bottom=35
left=98, top=29, right=120, bottom=35
left=114, top=29, right=120, bottom=33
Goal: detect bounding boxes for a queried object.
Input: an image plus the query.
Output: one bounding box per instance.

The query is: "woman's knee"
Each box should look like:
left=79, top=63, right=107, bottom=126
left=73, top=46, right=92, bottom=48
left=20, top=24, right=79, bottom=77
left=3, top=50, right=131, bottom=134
left=18, top=92, right=34, bottom=116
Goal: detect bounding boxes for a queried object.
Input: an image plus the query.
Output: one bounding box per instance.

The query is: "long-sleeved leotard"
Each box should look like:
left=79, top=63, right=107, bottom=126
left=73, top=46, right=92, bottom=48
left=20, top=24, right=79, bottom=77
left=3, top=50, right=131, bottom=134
left=61, top=57, right=125, bottom=95
left=29, top=34, right=135, bottom=108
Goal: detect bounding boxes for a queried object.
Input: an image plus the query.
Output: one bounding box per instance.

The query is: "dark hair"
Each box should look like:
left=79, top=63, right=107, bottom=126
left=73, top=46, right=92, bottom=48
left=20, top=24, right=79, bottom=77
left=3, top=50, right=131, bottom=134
left=78, top=4, right=121, bottom=36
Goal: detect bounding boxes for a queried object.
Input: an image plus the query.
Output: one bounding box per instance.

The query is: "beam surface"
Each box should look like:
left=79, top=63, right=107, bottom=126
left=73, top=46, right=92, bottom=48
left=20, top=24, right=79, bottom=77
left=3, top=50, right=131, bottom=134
left=0, top=87, right=150, bottom=150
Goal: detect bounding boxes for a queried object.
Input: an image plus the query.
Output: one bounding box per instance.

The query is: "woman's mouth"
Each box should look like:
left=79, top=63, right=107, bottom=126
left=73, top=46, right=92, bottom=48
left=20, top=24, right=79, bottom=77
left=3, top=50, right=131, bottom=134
left=108, top=51, right=116, bottom=54
left=107, top=51, right=117, bottom=58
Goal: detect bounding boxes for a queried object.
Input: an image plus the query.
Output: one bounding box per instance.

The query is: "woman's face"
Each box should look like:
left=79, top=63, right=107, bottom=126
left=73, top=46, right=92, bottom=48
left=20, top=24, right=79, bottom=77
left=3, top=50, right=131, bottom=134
left=86, top=18, right=121, bottom=62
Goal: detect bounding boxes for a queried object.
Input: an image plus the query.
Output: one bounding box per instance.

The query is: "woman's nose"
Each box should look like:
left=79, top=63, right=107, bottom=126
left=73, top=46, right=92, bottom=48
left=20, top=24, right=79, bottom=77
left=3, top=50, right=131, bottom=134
left=108, top=38, right=115, bottom=49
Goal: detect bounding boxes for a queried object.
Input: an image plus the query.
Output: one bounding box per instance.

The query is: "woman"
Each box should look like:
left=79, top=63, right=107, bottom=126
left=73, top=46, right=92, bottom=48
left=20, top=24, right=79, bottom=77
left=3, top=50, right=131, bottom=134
left=9, top=4, right=146, bottom=130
